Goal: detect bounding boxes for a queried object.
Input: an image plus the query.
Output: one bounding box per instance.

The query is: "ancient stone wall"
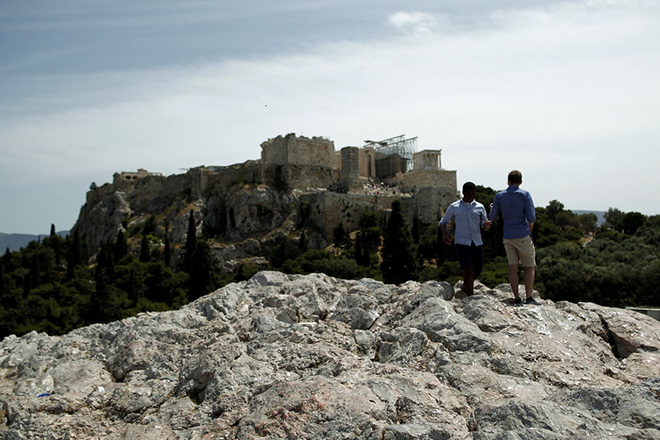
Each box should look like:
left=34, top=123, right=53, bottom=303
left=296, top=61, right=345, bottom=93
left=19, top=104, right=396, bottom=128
left=402, top=169, right=457, bottom=196
left=261, top=133, right=335, bottom=168
left=340, top=147, right=361, bottom=193
left=358, top=146, right=376, bottom=178
left=300, top=191, right=408, bottom=240
left=404, top=187, right=459, bottom=225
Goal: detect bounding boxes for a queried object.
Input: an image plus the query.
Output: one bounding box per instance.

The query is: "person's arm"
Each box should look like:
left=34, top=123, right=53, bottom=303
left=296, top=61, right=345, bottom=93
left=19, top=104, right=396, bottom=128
left=439, top=205, right=455, bottom=245
left=525, top=192, right=536, bottom=232
left=480, top=205, right=492, bottom=231
left=440, top=222, right=452, bottom=245
left=489, top=196, right=500, bottom=221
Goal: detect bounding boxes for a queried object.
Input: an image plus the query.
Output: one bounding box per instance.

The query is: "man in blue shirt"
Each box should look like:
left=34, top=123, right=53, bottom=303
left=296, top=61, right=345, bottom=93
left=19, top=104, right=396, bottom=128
left=489, top=170, right=540, bottom=306
left=439, top=182, right=492, bottom=296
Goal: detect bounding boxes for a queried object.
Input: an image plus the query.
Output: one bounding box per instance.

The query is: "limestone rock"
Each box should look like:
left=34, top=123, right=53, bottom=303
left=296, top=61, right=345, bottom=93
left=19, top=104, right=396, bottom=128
left=1, top=271, right=659, bottom=439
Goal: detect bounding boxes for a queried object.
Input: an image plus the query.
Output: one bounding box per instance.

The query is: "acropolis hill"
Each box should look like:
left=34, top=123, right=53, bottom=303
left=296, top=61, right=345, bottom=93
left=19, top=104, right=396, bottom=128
left=74, top=133, right=458, bottom=267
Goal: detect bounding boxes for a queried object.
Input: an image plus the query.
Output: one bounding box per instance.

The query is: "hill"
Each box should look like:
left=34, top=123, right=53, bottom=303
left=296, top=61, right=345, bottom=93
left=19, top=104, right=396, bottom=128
left=1, top=271, right=659, bottom=439
left=0, top=231, right=69, bottom=252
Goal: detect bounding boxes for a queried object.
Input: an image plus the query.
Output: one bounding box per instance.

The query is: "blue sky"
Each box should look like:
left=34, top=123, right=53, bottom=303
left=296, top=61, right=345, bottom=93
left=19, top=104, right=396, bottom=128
left=1, top=0, right=659, bottom=234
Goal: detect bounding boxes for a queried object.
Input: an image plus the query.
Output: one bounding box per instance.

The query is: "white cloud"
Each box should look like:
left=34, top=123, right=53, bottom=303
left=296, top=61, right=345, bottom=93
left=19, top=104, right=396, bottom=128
left=387, top=11, right=437, bottom=35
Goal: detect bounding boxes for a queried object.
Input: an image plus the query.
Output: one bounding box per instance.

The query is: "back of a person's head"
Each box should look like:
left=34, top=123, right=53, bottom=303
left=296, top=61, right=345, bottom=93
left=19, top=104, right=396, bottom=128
left=508, top=170, right=522, bottom=184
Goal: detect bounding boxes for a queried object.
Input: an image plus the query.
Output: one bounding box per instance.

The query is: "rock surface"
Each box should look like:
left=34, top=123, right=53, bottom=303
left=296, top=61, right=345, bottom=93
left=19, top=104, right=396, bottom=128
left=1, top=272, right=659, bottom=439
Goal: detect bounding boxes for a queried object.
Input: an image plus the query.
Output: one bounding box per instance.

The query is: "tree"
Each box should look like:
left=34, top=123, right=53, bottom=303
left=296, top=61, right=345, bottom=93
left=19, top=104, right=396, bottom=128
left=163, top=234, right=172, bottom=267
left=578, top=213, right=598, bottom=234
left=621, top=212, right=646, bottom=235
left=114, top=230, right=128, bottom=262
left=189, top=241, right=219, bottom=300
left=354, top=232, right=371, bottom=267
left=381, top=200, right=418, bottom=284
left=412, top=214, right=421, bottom=244
left=545, top=200, right=565, bottom=223
left=358, top=210, right=382, bottom=254
left=183, top=211, right=197, bottom=272
left=604, top=208, right=625, bottom=231
left=139, top=235, right=150, bottom=263
left=143, top=215, right=157, bottom=236
left=332, top=223, right=350, bottom=251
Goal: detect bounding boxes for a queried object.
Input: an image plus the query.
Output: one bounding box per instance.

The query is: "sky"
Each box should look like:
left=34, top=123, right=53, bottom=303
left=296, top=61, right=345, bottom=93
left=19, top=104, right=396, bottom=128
left=1, top=0, right=659, bottom=234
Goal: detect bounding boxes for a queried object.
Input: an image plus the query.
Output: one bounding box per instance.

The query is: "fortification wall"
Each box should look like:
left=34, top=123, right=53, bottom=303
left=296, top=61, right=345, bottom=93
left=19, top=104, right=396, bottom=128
left=402, top=169, right=456, bottom=194
left=300, top=191, right=403, bottom=240
left=261, top=133, right=335, bottom=168
left=405, top=187, right=459, bottom=225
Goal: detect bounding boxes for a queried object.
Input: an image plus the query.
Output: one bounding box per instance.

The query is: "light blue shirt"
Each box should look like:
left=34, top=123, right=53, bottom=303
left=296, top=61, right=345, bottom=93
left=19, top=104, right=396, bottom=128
left=489, top=185, right=536, bottom=239
left=439, top=199, right=488, bottom=246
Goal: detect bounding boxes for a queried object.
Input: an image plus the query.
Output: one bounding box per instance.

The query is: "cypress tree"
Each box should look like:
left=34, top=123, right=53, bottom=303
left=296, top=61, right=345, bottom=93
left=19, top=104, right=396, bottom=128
left=380, top=200, right=419, bottom=285
left=70, top=230, right=83, bottom=267
left=163, top=234, right=172, bottom=267
left=50, top=224, right=56, bottom=237
left=2, top=247, right=12, bottom=272
left=189, top=241, right=218, bottom=300
left=412, top=215, right=421, bottom=244
left=114, top=230, right=128, bottom=262
left=139, top=235, right=150, bottom=263
left=183, top=211, right=197, bottom=272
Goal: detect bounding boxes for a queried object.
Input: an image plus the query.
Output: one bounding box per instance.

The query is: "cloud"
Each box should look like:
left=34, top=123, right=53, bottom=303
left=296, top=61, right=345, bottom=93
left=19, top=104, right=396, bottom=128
left=387, top=11, right=437, bottom=35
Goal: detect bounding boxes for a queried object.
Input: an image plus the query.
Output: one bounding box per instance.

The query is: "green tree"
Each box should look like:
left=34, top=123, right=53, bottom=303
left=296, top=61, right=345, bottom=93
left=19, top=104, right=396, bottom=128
left=143, top=215, right=157, bottom=236
left=358, top=210, right=382, bottom=254
left=579, top=213, right=598, bottom=234
left=189, top=241, right=220, bottom=300
left=183, top=211, right=197, bottom=272
left=381, top=200, right=418, bottom=284
left=411, top=214, right=421, bottom=244
left=621, top=212, right=646, bottom=235
left=332, top=223, right=350, bottom=251
left=545, top=200, right=565, bottom=223
left=139, top=235, right=151, bottom=263
left=163, top=234, right=172, bottom=267
left=114, top=230, right=128, bottom=262
left=604, top=207, right=625, bottom=231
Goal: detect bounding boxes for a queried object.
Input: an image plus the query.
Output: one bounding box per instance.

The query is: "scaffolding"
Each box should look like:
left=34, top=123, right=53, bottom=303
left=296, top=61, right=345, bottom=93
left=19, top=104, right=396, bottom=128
left=364, top=135, right=418, bottom=175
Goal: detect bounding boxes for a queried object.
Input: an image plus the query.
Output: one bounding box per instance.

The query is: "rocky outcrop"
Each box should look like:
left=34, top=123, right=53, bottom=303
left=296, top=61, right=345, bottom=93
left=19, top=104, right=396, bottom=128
left=75, top=190, right=132, bottom=258
left=2, top=272, right=659, bottom=439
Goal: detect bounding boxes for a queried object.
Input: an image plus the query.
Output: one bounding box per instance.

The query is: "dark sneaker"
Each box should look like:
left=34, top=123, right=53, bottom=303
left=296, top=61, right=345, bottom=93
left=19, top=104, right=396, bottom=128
left=525, top=297, right=542, bottom=305
left=514, top=298, right=523, bottom=306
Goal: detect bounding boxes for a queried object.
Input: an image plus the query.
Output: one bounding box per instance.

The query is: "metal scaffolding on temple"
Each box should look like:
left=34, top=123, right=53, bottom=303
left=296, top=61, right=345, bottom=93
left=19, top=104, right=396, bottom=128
left=363, top=135, right=418, bottom=175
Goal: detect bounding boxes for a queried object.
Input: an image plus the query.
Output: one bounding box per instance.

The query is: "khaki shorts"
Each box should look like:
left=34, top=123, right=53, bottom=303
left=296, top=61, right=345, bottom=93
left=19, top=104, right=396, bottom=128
left=503, top=237, right=536, bottom=267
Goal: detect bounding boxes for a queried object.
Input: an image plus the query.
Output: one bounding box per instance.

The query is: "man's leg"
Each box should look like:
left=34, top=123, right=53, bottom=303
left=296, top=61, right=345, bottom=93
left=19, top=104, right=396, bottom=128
left=508, top=264, right=520, bottom=299
left=463, top=269, right=475, bottom=296
left=524, top=266, right=535, bottom=298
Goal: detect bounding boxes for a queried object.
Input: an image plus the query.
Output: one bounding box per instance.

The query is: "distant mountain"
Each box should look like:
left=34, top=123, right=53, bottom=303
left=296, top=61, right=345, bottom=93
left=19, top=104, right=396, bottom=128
left=572, top=210, right=606, bottom=226
left=0, top=231, right=69, bottom=252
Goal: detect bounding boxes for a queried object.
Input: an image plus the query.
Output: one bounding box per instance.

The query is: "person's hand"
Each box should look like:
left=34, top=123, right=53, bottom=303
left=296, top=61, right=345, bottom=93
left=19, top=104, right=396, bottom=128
left=484, top=220, right=492, bottom=231
left=444, top=233, right=452, bottom=245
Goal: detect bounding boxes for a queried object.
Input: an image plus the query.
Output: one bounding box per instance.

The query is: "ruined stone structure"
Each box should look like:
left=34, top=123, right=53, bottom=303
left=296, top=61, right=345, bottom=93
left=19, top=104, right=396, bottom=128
left=113, top=168, right=162, bottom=183
left=79, top=133, right=457, bottom=259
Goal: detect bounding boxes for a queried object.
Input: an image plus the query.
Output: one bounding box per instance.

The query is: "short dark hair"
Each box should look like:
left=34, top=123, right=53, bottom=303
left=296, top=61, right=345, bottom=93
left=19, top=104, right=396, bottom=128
left=508, top=170, right=522, bottom=184
left=462, top=181, right=476, bottom=192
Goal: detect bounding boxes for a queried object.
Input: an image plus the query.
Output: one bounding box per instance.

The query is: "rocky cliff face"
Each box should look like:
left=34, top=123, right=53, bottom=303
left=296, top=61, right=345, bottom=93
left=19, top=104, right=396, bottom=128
left=74, top=175, right=305, bottom=267
left=1, top=272, right=659, bottom=439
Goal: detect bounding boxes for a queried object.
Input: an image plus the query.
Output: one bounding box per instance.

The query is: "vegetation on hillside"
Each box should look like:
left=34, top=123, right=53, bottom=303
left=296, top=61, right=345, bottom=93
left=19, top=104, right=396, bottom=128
left=1, top=189, right=658, bottom=339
